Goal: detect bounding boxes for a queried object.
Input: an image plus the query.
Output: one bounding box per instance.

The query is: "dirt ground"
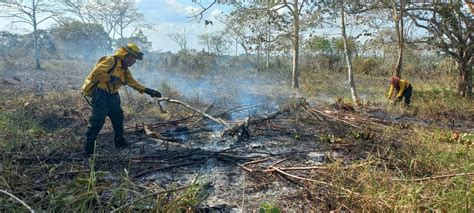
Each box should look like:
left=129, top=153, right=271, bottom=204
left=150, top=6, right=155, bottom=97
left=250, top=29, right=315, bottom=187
left=1, top=67, right=473, bottom=211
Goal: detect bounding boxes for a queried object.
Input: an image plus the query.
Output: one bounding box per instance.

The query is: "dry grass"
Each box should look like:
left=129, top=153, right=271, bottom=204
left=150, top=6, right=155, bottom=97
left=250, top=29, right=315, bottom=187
left=1, top=60, right=473, bottom=211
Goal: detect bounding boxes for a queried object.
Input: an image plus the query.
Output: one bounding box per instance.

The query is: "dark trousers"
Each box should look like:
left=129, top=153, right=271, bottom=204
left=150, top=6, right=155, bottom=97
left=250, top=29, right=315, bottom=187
left=85, top=88, right=124, bottom=144
left=402, top=85, right=413, bottom=106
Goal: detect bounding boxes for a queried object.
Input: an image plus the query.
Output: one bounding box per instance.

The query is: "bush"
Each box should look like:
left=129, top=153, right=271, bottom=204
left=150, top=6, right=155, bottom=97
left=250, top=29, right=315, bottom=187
left=352, top=57, right=381, bottom=75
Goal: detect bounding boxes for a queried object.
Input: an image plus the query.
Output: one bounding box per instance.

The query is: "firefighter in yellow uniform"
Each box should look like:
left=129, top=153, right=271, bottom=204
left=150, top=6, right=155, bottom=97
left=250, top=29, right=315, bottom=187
left=388, top=76, right=413, bottom=107
left=81, top=43, right=161, bottom=157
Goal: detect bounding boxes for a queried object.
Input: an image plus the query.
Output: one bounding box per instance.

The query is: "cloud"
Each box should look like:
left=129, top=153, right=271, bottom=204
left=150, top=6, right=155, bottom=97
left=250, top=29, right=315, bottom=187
left=165, top=0, right=201, bottom=16
left=210, top=9, right=224, bottom=19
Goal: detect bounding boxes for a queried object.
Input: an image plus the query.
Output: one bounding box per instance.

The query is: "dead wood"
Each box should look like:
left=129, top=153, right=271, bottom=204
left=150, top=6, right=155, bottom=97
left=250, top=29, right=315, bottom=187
left=156, top=97, right=229, bottom=127
left=262, top=166, right=329, bottom=172
left=214, top=104, right=263, bottom=118
left=304, top=105, right=362, bottom=129
left=134, top=161, right=207, bottom=178
left=237, top=164, right=254, bottom=172
left=237, top=157, right=270, bottom=173
left=270, top=166, right=361, bottom=197
left=221, top=108, right=290, bottom=137
left=111, top=185, right=191, bottom=212
left=0, top=190, right=35, bottom=213
left=268, top=157, right=291, bottom=168
left=143, top=124, right=183, bottom=142
left=133, top=149, right=253, bottom=178
left=301, top=99, right=393, bottom=130
left=242, top=157, right=269, bottom=166
left=190, top=102, right=215, bottom=126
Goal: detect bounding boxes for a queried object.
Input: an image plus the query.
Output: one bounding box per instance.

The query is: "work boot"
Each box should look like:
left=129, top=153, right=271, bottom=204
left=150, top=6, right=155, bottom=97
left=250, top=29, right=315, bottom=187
left=83, top=140, right=96, bottom=158
left=114, top=137, right=130, bottom=149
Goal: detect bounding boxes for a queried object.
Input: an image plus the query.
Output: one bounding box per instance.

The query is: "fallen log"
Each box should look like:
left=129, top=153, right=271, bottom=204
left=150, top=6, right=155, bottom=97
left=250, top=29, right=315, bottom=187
left=143, top=124, right=183, bottom=142
left=190, top=102, right=215, bottom=126
left=270, top=166, right=361, bottom=197
left=221, top=108, right=290, bottom=137
left=156, top=97, right=229, bottom=128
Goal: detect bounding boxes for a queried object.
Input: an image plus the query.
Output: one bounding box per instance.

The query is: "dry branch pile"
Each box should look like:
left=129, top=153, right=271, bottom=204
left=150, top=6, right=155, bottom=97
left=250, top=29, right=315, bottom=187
left=3, top=95, right=469, bottom=211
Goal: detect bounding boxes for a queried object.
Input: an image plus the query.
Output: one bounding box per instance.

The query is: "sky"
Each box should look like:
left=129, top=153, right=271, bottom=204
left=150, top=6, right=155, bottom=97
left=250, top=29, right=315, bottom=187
left=136, top=0, right=229, bottom=52
left=0, top=0, right=230, bottom=53
left=1, top=0, right=471, bottom=53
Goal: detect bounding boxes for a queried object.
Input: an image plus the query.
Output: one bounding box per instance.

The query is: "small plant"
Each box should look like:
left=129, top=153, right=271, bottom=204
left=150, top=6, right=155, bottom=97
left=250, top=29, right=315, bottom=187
left=259, top=202, right=281, bottom=213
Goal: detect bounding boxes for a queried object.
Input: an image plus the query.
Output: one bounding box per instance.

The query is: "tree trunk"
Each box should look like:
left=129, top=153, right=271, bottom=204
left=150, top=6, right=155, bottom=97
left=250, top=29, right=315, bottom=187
left=33, top=0, right=41, bottom=70
left=291, top=36, right=299, bottom=88
left=457, top=58, right=472, bottom=98
left=266, top=15, right=270, bottom=72
left=392, top=0, right=404, bottom=77
left=256, top=46, right=260, bottom=71
left=291, top=0, right=300, bottom=89
left=235, top=37, right=238, bottom=56
left=340, top=1, right=358, bottom=104
left=34, top=29, right=41, bottom=70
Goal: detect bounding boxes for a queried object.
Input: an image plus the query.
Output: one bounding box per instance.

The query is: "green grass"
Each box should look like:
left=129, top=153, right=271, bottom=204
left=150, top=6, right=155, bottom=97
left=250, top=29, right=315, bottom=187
left=0, top=110, right=44, bottom=151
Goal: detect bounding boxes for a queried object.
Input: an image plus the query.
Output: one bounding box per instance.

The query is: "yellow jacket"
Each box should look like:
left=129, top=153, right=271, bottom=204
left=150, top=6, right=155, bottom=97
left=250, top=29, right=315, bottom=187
left=388, top=79, right=409, bottom=99
left=82, top=47, right=146, bottom=95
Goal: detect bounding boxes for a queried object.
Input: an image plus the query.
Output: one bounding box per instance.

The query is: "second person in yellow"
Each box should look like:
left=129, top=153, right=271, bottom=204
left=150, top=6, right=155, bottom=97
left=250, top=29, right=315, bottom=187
left=388, top=76, right=413, bottom=107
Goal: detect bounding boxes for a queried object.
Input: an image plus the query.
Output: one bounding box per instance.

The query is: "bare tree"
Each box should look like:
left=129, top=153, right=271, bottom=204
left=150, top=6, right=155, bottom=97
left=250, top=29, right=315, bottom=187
left=198, top=33, right=212, bottom=53
left=168, top=29, right=187, bottom=52
left=112, top=0, right=146, bottom=40
left=192, top=0, right=323, bottom=88
left=388, top=0, right=405, bottom=77
left=60, top=0, right=148, bottom=42
left=338, top=0, right=359, bottom=104
left=0, top=0, right=59, bottom=70
left=60, top=0, right=90, bottom=24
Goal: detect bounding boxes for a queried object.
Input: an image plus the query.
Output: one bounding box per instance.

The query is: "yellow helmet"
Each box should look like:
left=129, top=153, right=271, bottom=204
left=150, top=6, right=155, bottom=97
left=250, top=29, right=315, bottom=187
left=123, top=43, right=144, bottom=60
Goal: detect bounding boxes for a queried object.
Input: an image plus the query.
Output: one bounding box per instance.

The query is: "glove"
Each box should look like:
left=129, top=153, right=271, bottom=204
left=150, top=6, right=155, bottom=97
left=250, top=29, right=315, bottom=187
left=109, top=76, right=122, bottom=85
left=145, top=88, right=162, bottom=98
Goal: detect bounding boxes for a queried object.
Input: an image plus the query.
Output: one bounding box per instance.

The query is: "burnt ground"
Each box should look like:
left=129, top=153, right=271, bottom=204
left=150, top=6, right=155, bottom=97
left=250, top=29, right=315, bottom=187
left=1, top=67, right=473, bottom=211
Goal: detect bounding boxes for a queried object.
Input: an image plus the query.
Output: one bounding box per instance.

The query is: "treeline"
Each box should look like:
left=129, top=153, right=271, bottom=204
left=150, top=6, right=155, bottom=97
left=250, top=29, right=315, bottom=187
left=0, top=0, right=471, bottom=98
left=0, top=21, right=149, bottom=62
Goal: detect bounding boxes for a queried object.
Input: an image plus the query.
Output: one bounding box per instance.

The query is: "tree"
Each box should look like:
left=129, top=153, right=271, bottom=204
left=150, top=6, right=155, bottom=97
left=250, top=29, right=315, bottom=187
left=60, top=0, right=90, bottom=24
left=198, top=33, right=212, bottom=53
left=192, top=0, right=323, bottom=88
left=384, top=0, right=406, bottom=77
left=0, top=0, right=59, bottom=70
left=114, top=30, right=152, bottom=52
left=338, top=0, right=359, bottom=104
left=168, top=29, right=187, bottom=52
left=209, top=32, right=231, bottom=56
left=60, top=0, right=149, bottom=42
left=306, top=36, right=332, bottom=55
left=198, top=32, right=231, bottom=56
left=51, top=21, right=110, bottom=59
left=332, top=37, right=358, bottom=57
left=111, top=0, right=146, bottom=40
left=407, top=2, right=473, bottom=98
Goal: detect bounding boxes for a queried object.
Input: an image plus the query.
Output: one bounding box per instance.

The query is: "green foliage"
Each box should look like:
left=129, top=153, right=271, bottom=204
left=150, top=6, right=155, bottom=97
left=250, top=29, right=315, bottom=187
left=52, top=154, right=107, bottom=212
left=332, top=37, right=358, bottom=56
left=157, top=176, right=210, bottom=212
left=0, top=110, right=44, bottom=151
left=259, top=202, right=281, bottom=213
left=413, top=87, right=474, bottom=119
left=306, top=36, right=332, bottom=54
